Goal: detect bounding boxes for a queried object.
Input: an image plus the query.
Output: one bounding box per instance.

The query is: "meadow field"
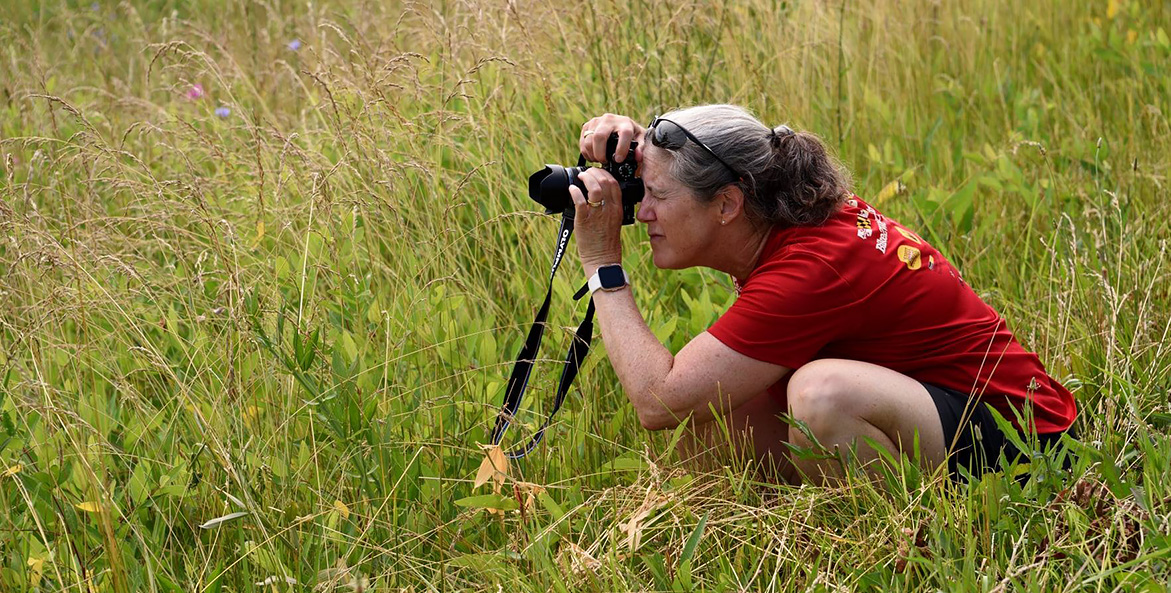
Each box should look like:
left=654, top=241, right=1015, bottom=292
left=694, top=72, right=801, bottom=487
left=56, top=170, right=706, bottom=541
left=1, top=0, right=1170, bottom=590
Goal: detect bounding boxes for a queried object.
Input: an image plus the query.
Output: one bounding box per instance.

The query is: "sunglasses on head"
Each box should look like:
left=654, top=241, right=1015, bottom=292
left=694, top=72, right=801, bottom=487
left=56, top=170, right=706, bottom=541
left=647, top=116, right=743, bottom=181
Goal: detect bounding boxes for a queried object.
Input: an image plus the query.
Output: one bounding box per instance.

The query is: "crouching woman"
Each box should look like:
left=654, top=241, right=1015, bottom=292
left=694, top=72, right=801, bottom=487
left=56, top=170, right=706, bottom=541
left=569, top=104, right=1076, bottom=483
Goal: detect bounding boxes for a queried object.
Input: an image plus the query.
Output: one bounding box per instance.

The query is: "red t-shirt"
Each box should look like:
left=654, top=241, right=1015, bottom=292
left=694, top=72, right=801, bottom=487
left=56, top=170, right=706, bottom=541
left=707, top=196, right=1076, bottom=434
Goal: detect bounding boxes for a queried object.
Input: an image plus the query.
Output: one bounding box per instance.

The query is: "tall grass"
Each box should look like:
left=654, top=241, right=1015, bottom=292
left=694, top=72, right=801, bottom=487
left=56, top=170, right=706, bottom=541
left=1, top=0, right=1169, bottom=590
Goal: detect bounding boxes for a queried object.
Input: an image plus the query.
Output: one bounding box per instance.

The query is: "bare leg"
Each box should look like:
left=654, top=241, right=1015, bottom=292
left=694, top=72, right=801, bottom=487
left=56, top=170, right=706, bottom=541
left=786, top=359, right=947, bottom=484
left=677, top=390, right=799, bottom=484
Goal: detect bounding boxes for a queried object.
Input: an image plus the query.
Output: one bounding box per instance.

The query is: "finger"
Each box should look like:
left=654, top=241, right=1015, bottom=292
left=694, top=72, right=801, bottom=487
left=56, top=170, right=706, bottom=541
left=579, top=118, right=600, bottom=160
left=588, top=168, right=624, bottom=200
left=580, top=172, right=608, bottom=205
left=633, top=126, right=646, bottom=164
left=591, top=123, right=610, bottom=164
left=568, top=183, right=587, bottom=207
left=614, top=123, right=635, bottom=164
left=599, top=174, right=624, bottom=213
left=568, top=183, right=591, bottom=218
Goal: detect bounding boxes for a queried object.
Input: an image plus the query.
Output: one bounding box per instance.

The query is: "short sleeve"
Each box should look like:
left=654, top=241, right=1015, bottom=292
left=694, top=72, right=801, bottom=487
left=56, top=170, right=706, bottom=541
left=707, top=250, right=860, bottom=368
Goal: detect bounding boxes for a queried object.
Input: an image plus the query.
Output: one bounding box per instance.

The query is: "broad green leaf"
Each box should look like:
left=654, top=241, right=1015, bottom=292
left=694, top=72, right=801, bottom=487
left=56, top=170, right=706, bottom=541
left=274, top=256, right=290, bottom=280
left=129, top=462, right=151, bottom=505
left=454, top=493, right=518, bottom=511
left=679, top=512, right=709, bottom=566
left=602, top=455, right=647, bottom=472
left=538, top=490, right=565, bottom=521
left=341, top=331, right=358, bottom=363
left=652, top=316, right=677, bottom=343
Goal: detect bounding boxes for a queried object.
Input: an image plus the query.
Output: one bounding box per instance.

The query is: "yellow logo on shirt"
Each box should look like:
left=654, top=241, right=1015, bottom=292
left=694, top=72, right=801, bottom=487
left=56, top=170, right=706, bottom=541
left=897, top=245, right=922, bottom=270
left=856, top=211, right=873, bottom=239
left=896, top=226, right=923, bottom=245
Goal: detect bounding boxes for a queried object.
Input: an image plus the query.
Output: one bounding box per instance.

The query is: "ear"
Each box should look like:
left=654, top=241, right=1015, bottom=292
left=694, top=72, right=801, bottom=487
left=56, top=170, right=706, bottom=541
left=715, top=184, right=747, bottom=223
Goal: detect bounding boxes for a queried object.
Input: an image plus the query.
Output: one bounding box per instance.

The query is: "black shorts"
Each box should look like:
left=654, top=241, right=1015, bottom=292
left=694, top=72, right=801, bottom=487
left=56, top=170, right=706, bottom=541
left=922, top=382, right=1072, bottom=480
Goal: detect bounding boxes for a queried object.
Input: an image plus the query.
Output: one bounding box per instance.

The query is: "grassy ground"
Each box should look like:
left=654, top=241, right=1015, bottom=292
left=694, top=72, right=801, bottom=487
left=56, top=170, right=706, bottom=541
left=1, top=0, right=1170, bottom=590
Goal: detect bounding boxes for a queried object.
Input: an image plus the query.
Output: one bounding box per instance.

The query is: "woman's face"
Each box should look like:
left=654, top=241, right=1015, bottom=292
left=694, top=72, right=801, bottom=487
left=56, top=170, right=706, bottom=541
left=635, top=148, right=723, bottom=269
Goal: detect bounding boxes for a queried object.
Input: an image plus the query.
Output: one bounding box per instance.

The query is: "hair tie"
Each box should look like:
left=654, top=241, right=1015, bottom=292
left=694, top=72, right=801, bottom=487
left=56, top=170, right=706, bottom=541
left=769, top=125, right=794, bottom=149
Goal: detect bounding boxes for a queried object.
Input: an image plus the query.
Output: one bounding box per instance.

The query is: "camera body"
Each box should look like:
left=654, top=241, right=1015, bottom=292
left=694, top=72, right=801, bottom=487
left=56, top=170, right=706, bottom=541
left=528, top=133, right=644, bottom=225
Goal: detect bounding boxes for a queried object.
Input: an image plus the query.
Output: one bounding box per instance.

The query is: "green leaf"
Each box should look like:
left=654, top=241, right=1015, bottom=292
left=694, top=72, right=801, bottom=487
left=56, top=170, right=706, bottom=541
left=158, top=463, right=191, bottom=498
left=679, top=511, right=708, bottom=566
left=208, top=561, right=225, bottom=593
left=947, top=181, right=977, bottom=231
left=663, top=420, right=690, bottom=461
left=454, top=493, right=518, bottom=511
left=129, top=461, right=152, bottom=505
left=341, top=331, right=358, bottom=363
left=602, top=455, right=646, bottom=472
left=538, top=490, right=565, bottom=521
left=642, top=552, right=669, bottom=588
left=480, top=331, right=497, bottom=365
left=448, top=552, right=503, bottom=570
left=292, top=327, right=304, bottom=368
left=652, top=316, right=677, bottom=343
left=297, top=328, right=319, bottom=371
left=1147, top=412, right=1171, bottom=429
left=274, top=256, right=290, bottom=280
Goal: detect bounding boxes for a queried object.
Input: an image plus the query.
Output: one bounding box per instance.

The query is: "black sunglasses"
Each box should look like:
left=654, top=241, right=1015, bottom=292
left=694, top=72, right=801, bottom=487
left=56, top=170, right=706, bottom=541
left=647, top=116, right=743, bottom=181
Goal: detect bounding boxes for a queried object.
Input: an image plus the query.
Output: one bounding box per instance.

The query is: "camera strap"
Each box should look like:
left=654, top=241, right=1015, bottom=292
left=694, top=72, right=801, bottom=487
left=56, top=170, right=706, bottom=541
left=491, top=211, right=596, bottom=459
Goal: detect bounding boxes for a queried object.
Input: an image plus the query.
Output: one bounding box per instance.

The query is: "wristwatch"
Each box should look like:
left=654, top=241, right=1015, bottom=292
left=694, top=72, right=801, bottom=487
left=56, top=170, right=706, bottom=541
left=588, top=264, right=629, bottom=295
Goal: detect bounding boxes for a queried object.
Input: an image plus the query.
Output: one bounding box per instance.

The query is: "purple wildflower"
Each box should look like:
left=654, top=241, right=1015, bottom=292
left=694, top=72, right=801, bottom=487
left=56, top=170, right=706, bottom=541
left=186, top=84, right=205, bottom=100
left=288, top=39, right=302, bottom=51
left=215, top=106, right=231, bottom=118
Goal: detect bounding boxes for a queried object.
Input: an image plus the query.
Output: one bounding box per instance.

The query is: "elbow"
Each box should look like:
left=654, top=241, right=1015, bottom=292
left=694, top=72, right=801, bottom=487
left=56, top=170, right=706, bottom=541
left=631, top=378, right=687, bottom=431
left=636, top=406, right=681, bottom=431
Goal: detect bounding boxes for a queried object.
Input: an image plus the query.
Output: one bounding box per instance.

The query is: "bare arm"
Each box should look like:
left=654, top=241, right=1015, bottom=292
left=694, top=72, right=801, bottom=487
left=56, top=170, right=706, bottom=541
left=570, top=114, right=790, bottom=429
left=587, top=279, right=791, bottom=429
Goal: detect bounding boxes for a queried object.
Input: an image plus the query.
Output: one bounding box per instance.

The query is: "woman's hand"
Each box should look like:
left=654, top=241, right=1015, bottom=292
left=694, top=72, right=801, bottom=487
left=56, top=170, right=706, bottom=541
left=579, top=113, right=645, bottom=165
left=567, top=168, right=625, bottom=274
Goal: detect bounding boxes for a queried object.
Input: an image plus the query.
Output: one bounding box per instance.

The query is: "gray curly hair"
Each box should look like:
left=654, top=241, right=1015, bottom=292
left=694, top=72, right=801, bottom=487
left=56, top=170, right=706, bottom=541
left=647, top=104, right=851, bottom=227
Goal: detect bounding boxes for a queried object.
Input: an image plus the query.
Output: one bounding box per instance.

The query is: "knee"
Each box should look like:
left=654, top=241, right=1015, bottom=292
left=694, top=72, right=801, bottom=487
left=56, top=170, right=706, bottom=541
left=787, top=361, right=853, bottom=439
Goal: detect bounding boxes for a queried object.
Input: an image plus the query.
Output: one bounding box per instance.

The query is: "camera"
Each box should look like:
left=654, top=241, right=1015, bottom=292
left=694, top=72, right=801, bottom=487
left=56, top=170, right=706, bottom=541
left=528, top=133, right=644, bottom=225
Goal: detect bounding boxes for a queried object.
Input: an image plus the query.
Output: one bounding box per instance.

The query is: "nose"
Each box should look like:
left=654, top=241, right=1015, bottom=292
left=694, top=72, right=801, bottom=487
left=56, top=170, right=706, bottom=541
left=636, top=197, right=654, bottom=223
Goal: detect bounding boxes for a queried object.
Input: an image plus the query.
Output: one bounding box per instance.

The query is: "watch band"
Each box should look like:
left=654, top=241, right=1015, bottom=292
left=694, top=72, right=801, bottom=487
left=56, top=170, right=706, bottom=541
left=588, top=264, right=629, bottom=295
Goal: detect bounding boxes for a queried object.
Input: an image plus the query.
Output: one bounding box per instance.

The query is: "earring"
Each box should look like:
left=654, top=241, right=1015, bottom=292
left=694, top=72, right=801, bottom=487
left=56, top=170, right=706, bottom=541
left=720, top=220, right=727, bottom=225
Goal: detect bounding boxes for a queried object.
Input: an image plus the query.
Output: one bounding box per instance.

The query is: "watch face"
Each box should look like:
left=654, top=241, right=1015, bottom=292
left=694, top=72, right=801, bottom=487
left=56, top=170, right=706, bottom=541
left=598, top=265, right=626, bottom=289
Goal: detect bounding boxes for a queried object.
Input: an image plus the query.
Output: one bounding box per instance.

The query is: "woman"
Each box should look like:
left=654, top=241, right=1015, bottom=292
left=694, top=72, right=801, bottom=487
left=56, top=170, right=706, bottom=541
left=567, top=104, right=1076, bottom=484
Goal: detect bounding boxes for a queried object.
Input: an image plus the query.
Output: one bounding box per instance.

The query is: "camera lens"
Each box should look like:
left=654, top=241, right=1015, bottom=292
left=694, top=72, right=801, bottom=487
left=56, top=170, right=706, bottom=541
left=527, top=133, right=642, bottom=224
left=528, top=165, right=586, bottom=214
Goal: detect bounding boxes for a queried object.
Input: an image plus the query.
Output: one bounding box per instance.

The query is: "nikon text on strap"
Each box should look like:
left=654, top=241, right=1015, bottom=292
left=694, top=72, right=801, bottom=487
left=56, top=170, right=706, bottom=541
left=491, top=210, right=596, bottom=459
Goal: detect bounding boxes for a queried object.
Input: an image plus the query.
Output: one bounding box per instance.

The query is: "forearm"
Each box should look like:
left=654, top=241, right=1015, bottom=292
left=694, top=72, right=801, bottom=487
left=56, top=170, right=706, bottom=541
left=585, top=267, right=689, bottom=429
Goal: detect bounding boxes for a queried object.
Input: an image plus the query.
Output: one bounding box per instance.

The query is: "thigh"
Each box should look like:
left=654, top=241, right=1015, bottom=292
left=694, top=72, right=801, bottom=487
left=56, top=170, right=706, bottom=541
left=682, top=389, right=797, bottom=483
left=788, top=359, right=948, bottom=469
left=728, top=389, right=791, bottom=461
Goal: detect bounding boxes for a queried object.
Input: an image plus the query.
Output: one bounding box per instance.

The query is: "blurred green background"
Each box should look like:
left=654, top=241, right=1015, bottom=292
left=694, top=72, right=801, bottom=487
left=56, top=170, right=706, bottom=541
left=1, top=0, right=1169, bottom=591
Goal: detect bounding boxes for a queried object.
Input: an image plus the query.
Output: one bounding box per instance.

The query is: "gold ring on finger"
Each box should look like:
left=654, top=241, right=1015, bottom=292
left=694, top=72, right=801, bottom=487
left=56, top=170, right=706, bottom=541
left=587, top=199, right=604, bottom=208
left=583, top=130, right=596, bottom=137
